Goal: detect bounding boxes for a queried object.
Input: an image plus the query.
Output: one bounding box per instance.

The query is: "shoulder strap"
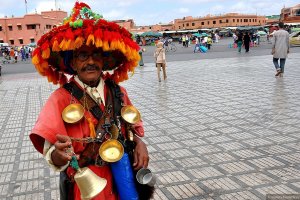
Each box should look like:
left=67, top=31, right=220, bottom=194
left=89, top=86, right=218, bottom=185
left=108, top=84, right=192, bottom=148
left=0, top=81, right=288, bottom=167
left=63, top=82, right=103, bottom=120
left=105, top=79, right=123, bottom=118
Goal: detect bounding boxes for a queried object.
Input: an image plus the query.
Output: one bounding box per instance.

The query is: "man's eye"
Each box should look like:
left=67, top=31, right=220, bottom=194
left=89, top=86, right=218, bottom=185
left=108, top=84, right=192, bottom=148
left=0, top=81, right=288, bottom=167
left=79, top=53, right=88, bottom=56
left=93, top=52, right=102, bottom=57
left=78, top=53, right=88, bottom=58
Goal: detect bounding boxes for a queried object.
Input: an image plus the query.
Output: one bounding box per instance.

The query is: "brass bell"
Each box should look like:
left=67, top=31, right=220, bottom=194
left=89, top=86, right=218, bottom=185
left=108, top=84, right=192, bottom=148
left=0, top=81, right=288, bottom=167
left=62, top=103, right=85, bottom=123
left=99, top=139, right=124, bottom=162
left=121, top=105, right=141, bottom=124
left=74, top=167, right=107, bottom=200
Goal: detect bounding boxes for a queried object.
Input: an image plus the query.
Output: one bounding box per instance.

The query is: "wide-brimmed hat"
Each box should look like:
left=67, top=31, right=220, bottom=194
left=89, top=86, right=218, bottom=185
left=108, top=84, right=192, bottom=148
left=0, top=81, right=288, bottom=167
left=32, top=2, right=140, bottom=85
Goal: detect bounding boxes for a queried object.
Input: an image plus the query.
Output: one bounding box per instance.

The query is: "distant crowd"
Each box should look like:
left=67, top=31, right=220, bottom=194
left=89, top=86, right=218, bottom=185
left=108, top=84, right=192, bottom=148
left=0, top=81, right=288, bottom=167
left=0, top=46, right=34, bottom=63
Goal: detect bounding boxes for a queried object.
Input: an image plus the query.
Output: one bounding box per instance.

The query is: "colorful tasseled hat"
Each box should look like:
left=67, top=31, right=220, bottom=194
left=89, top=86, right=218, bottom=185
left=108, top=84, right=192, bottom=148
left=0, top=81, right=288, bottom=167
left=32, top=2, right=140, bottom=85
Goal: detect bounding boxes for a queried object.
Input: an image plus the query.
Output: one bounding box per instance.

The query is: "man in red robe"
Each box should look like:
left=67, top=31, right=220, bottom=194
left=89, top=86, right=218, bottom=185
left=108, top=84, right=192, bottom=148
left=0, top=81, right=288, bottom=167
left=29, top=2, right=149, bottom=199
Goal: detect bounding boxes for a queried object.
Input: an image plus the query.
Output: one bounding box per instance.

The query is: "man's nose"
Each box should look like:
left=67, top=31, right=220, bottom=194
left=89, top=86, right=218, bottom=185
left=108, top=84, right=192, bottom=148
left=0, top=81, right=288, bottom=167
left=86, top=55, right=96, bottom=64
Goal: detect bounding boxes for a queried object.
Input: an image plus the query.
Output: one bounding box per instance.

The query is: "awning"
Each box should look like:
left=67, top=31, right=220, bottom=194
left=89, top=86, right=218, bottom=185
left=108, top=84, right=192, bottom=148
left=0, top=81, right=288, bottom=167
left=285, top=22, right=300, bottom=25
left=9, top=38, right=14, bottom=40
left=18, top=37, right=23, bottom=40
left=17, top=23, right=22, bottom=26
left=7, top=24, right=12, bottom=26
left=30, top=36, right=35, bottom=39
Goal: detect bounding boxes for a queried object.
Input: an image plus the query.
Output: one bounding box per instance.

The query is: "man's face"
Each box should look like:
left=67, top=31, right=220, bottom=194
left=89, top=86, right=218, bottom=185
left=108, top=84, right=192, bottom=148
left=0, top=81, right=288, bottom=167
left=72, top=45, right=103, bottom=85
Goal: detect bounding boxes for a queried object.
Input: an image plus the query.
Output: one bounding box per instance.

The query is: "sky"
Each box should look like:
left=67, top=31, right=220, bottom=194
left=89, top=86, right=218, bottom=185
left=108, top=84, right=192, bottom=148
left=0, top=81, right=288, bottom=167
left=0, top=0, right=299, bottom=26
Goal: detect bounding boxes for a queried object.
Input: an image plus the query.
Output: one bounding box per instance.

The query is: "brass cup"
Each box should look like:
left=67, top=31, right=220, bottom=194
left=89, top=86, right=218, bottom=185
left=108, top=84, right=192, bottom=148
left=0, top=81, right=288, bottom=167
left=121, top=105, right=141, bottom=124
left=136, top=168, right=156, bottom=187
left=62, top=103, right=84, bottom=123
left=99, top=139, right=124, bottom=162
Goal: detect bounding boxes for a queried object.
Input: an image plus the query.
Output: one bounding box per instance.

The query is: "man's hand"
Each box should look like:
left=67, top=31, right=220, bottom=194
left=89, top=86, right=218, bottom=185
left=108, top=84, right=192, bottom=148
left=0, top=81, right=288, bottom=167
left=132, top=136, right=149, bottom=170
left=51, top=134, right=74, bottom=167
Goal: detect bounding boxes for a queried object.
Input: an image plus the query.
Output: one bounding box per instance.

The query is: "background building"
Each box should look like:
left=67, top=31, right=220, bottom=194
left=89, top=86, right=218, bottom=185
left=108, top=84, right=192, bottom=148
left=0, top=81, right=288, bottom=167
left=281, top=4, right=300, bottom=25
left=0, top=10, right=67, bottom=46
left=173, top=13, right=266, bottom=30
left=265, top=15, right=280, bottom=25
left=112, top=19, right=135, bottom=30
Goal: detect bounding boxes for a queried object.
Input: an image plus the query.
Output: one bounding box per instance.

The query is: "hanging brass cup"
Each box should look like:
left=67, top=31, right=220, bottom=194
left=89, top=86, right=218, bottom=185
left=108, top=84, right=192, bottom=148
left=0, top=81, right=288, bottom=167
left=62, top=103, right=85, bottom=123
left=99, top=139, right=124, bottom=162
left=74, top=167, right=107, bottom=200
left=121, top=105, right=141, bottom=124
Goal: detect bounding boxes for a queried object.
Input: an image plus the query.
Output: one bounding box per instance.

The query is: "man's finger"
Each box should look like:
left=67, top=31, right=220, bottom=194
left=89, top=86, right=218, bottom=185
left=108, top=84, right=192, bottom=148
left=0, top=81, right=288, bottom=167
left=55, top=141, right=71, bottom=150
left=56, top=134, right=71, bottom=143
left=133, top=151, right=138, bottom=167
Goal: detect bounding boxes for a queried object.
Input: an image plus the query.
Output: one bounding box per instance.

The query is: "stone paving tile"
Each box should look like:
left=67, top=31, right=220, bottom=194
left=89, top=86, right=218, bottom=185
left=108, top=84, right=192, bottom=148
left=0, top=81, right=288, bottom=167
left=219, top=191, right=261, bottom=200
left=218, top=161, right=255, bottom=174
left=0, top=54, right=300, bottom=199
left=165, top=183, right=205, bottom=199
left=187, top=167, right=223, bottom=179
left=236, top=172, right=277, bottom=187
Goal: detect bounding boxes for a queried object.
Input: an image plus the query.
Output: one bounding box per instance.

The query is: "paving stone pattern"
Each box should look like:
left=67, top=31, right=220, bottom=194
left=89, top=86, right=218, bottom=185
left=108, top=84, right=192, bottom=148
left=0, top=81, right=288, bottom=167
left=0, top=54, right=300, bottom=199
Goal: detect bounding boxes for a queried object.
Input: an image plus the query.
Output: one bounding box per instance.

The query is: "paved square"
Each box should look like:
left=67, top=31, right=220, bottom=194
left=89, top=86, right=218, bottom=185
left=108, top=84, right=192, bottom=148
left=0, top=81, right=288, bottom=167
left=0, top=53, right=300, bottom=199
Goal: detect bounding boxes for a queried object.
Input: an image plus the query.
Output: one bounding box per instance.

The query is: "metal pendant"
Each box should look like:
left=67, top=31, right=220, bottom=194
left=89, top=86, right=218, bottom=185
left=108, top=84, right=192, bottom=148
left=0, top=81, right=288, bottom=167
left=110, top=124, right=119, bottom=139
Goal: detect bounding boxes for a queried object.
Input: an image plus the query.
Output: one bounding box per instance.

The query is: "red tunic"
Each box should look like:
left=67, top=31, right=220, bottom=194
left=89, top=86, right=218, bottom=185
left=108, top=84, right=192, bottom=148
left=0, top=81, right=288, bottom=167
left=30, top=81, right=144, bottom=200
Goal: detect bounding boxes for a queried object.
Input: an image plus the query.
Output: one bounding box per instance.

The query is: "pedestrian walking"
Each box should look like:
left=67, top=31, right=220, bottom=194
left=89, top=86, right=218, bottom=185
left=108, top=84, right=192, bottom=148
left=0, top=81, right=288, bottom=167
left=237, top=32, right=243, bottom=53
left=243, top=32, right=251, bottom=53
left=207, top=36, right=212, bottom=50
left=154, top=41, right=167, bottom=82
left=14, top=50, right=18, bottom=63
left=9, top=48, right=14, bottom=60
left=272, top=22, right=290, bottom=77
left=29, top=2, right=152, bottom=200
left=21, top=48, right=26, bottom=61
left=185, top=35, right=189, bottom=47
left=193, top=37, right=200, bottom=53
left=182, top=35, right=186, bottom=47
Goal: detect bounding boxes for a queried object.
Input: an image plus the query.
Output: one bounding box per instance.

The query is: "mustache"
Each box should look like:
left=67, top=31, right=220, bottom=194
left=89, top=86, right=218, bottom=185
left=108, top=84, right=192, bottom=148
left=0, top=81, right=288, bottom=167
left=81, top=65, right=101, bottom=72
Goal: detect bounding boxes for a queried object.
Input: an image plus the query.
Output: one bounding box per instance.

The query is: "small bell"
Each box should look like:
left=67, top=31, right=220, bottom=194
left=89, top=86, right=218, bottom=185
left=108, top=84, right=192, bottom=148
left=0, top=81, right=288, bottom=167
left=70, top=156, right=107, bottom=200
left=75, top=167, right=107, bottom=200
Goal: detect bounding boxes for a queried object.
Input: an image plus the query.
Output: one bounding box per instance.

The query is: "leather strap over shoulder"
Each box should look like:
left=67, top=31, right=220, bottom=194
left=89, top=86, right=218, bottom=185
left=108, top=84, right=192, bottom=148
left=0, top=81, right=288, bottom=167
left=104, top=80, right=123, bottom=117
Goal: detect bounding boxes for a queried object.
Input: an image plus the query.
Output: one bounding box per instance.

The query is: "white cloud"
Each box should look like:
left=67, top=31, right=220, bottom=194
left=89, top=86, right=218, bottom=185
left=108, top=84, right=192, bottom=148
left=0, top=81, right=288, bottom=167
left=30, top=1, right=73, bottom=14
left=210, top=5, right=225, bottom=14
left=178, top=8, right=189, bottom=13
left=179, top=0, right=219, bottom=2
left=117, top=0, right=139, bottom=7
left=103, top=9, right=125, bottom=19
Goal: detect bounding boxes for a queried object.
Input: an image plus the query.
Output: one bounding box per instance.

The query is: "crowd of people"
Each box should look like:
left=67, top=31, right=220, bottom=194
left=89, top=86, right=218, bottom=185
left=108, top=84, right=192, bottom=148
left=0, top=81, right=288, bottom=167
left=1, top=46, right=33, bottom=63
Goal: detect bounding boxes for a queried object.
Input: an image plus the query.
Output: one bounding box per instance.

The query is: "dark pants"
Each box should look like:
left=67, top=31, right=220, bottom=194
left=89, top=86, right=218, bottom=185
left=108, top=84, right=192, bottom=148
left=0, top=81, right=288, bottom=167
left=273, top=58, right=286, bottom=73
left=59, top=172, right=73, bottom=200
left=245, top=42, right=250, bottom=52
